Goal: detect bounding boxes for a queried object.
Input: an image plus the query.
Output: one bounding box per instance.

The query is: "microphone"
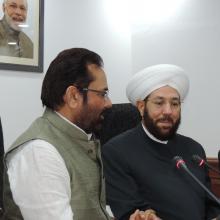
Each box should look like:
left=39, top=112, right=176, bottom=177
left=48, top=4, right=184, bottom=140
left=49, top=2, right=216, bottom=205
left=173, top=156, right=187, bottom=169
left=173, top=156, right=220, bottom=206
left=192, top=154, right=220, bottom=175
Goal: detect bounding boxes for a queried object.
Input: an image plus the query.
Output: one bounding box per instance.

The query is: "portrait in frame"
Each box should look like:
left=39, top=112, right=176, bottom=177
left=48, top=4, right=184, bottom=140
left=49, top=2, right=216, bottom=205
left=0, top=0, right=44, bottom=72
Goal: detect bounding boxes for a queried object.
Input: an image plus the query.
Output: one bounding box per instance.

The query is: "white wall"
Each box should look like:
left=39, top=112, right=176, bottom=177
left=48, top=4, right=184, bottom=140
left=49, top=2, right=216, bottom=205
left=131, top=0, right=220, bottom=157
left=0, top=0, right=131, bottom=150
left=0, top=0, right=219, bottom=157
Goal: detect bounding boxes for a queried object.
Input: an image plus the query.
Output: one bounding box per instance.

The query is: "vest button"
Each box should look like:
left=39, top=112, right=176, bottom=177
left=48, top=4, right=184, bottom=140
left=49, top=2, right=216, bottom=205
left=88, top=149, right=93, bottom=154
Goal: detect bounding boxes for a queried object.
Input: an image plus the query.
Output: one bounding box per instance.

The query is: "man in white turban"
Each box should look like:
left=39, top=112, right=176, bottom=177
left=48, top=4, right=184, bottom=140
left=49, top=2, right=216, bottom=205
left=126, top=64, right=189, bottom=106
left=102, top=64, right=220, bottom=220
left=126, top=64, right=189, bottom=141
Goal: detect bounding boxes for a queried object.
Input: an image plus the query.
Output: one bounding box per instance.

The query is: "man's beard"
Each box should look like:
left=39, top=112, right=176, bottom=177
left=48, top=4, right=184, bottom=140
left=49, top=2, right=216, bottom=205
left=143, top=108, right=181, bottom=141
left=4, top=10, right=25, bottom=32
left=74, top=102, right=106, bottom=134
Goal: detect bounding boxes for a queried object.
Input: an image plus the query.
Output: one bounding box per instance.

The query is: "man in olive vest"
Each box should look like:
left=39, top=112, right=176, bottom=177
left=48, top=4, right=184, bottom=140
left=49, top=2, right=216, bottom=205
left=3, top=48, right=112, bottom=220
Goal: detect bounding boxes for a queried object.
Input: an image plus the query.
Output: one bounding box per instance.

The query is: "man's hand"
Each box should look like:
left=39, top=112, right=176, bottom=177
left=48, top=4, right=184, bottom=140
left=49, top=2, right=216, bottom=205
left=129, top=209, right=161, bottom=220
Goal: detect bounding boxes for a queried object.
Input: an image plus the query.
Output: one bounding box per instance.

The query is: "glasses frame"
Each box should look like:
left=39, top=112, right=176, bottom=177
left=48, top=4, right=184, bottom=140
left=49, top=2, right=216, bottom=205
left=145, top=97, right=182, bottom=111
left=81, top=88, right=109, bottom=99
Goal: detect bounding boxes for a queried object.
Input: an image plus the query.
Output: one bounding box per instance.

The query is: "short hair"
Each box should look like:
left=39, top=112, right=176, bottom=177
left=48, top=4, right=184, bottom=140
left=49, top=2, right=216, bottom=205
left=41, top=48, right=103, bottom=110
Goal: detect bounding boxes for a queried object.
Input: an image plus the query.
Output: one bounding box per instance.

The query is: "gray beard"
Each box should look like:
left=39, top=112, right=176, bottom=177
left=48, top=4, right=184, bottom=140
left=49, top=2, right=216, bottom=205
left=4, top=12, right=23, bottom=32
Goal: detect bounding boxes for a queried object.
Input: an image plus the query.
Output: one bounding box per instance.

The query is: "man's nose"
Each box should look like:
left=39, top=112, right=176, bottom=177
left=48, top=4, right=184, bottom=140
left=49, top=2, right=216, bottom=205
left=104, top=97, right=112, bottom=109
left=14, top=7, right=24, bottom=15
left=162, top=103, right=173, bottom=114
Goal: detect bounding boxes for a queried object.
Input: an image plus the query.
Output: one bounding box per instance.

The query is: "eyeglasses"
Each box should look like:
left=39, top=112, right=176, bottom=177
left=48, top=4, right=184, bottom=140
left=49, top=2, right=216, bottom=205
left=82, top=88, right=109, bottom=99
left=146, top=98, right=181, bottom=111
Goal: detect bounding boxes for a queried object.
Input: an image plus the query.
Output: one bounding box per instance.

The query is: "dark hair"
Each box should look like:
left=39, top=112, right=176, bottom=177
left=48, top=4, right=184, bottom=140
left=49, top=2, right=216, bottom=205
left=41, top=48, right=103, bottom=110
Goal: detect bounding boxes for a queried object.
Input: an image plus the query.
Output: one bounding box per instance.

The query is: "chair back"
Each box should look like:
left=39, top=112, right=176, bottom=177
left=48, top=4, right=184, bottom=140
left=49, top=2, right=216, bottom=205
left=96, top=103, right=141, bottom=145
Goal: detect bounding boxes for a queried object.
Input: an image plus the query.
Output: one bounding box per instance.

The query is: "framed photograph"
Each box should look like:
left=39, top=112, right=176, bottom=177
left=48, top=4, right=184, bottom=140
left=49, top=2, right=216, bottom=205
left=0, top=0, right=44, bottom=72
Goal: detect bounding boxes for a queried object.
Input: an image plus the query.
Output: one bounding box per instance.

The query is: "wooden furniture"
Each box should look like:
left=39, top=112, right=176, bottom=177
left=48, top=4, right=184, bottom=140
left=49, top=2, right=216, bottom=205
left=0, top=119, right=3, bottom=216
left=207, top=158, right=220, bottom=198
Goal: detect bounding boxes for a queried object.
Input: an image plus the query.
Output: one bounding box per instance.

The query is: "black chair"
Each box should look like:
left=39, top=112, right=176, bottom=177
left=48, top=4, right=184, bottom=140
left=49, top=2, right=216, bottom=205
left=0, top=119, right=4, bottom=216
left=97, top=103, right=141, bottom=145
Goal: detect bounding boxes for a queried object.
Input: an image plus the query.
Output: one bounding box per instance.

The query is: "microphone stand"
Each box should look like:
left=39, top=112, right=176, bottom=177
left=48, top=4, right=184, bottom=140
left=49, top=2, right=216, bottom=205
left=184, top=166, right=220, bottom=206
left=173, top=156, right=220, bottom=207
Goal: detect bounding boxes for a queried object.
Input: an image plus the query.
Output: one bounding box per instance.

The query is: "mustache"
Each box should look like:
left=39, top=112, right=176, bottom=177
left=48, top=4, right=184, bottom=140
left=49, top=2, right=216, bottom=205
left=12, top=17, right=25, bottom=22
left=156, top=116, right=174, bottom=123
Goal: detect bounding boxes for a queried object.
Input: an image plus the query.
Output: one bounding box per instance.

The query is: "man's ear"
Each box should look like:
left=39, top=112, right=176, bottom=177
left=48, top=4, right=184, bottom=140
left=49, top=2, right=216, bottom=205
left=136, top=100, right=145, bottom=117
left=64, top=85, right=82, bottom=108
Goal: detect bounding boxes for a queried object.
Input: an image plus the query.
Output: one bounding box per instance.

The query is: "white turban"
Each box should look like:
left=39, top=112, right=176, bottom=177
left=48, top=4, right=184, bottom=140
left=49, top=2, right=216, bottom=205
left=126, top=64, right=189, bottom=105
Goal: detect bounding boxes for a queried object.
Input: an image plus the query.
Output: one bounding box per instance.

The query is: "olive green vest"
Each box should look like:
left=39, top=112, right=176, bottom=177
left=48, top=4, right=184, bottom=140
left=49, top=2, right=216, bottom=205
left=3, top=108, right=111, bottom=220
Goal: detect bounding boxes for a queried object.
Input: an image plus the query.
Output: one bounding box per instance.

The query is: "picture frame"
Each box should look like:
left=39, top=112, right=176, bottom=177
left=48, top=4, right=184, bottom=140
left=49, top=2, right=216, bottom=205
left=0, top=0, right=44, bottom=72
